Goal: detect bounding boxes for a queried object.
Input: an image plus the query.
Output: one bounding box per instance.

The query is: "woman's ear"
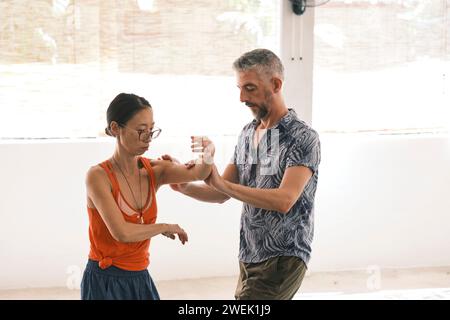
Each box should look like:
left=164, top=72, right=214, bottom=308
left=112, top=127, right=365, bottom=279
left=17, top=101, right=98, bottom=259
left=109, top=121, right=120, bottom=137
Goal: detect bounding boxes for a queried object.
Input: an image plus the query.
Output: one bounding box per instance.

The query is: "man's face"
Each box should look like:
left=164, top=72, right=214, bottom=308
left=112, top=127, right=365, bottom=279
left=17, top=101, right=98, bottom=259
left=236, top=69, right=274, bottom=121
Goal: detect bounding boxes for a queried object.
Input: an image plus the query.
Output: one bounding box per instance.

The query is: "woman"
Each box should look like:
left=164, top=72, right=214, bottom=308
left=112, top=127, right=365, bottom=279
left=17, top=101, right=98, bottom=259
left=81, top=93, right=214, bottom=300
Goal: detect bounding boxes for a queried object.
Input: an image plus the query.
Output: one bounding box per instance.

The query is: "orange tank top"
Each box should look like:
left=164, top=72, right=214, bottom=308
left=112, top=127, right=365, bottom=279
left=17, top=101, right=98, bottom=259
left=87, top=157, right=158, bottom=271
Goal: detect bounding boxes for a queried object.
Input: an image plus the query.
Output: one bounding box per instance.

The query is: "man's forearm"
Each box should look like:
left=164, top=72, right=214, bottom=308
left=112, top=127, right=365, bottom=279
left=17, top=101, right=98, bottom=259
left=220, top=181, right=293, bottom=214
left=181, top=182, right=230, bottom=203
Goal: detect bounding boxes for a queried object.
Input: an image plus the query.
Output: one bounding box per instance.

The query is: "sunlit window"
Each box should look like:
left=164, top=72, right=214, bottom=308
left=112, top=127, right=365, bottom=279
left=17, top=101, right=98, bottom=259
left=0, top=0, right=280, bottom=139
left=313, top=0, right=449, bottom=133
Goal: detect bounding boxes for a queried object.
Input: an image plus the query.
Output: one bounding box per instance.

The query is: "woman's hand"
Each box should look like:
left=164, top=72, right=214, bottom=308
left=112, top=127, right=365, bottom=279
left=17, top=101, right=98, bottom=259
left=191, top=136, right=215, bottom=165
left=156, top=136, right=214, bottom=185
left=161, top=223, right=188, bottom=245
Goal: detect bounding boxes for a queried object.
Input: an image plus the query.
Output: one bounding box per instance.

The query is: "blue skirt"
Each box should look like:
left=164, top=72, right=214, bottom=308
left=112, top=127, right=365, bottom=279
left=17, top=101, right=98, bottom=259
left=81, top=259, right=160, bottom=300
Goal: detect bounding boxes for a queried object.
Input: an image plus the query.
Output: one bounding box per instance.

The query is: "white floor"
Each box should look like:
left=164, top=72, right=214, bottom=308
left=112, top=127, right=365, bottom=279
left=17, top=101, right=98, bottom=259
left=1, top=266, right=449, bottom=300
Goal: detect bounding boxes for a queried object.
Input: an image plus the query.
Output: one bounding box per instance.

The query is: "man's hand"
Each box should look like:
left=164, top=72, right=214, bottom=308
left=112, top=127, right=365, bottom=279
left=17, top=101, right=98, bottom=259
left=204, top=164, right=227, bottom=192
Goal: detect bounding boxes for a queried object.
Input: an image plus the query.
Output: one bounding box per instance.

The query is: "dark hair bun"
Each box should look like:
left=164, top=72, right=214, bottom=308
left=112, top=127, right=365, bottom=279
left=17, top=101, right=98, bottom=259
left=105, top=93, right=151, bottom=134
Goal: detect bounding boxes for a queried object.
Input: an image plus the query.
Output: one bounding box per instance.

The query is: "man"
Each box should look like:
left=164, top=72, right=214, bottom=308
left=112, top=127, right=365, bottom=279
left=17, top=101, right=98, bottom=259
left=169, top=49, right=321, bottom=299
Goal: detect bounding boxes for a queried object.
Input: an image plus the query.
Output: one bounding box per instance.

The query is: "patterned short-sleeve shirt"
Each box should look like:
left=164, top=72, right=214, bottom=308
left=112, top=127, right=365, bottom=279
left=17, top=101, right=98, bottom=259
left=232, top=109, right=321, bottom=265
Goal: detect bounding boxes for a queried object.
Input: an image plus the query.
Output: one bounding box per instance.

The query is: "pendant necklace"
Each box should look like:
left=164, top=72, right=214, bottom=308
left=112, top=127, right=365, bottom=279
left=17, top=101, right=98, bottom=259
left=112, top=157, right=144, bottom=224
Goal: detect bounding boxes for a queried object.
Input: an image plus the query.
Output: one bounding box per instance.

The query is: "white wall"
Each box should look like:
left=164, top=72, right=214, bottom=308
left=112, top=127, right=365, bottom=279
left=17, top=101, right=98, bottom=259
left=0, top=134, right=449, bottom=290
left=281, top=3, right=315, bottom=125
left=310, top=133, right=450, bottom=271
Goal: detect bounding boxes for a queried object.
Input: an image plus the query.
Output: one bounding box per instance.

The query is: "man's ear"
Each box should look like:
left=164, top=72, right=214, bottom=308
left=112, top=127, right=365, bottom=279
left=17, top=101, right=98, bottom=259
left=272, top=77, right=283, bottom=93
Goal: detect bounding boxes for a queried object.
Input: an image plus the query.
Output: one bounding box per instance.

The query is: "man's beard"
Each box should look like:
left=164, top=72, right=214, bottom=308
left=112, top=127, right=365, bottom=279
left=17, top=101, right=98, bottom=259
left=246, top=102, right=268, bottom=121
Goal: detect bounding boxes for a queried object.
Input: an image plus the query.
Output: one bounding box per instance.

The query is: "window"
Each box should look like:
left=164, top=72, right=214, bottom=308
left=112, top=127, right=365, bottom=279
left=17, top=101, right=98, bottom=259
left=312, top=0, right=449, bottom=133
left=0, top=0, right=280, bottom=139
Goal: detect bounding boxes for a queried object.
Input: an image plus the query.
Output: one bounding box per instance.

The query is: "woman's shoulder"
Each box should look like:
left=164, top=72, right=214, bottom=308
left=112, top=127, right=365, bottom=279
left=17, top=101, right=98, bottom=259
left=140, top=157, right=169, bottom=168
left=144, top=158, right=167, bottom=175
left=141, top=157, right=172, bottom=185
left=85, top=163, right=109, bottom=186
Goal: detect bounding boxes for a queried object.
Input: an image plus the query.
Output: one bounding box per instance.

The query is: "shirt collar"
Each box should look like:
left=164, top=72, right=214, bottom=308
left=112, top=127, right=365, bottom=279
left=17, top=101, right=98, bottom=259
left=250, top=108, right=296, bottom=130
left=277, top=108, right=296, bottom=129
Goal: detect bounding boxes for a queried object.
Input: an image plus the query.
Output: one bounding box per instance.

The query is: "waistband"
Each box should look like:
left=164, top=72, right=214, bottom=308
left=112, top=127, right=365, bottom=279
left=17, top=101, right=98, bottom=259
left=85, top=259, right=149, bottom=278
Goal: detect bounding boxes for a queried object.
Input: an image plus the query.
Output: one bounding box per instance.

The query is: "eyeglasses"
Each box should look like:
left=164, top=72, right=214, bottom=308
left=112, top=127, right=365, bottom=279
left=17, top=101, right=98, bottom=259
left=120, top=125, right=162, bottom=142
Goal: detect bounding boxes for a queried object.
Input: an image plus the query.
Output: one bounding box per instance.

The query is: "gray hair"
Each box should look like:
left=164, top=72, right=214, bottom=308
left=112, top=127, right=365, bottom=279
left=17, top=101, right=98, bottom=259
left=232, top=48, right=284, bottom=80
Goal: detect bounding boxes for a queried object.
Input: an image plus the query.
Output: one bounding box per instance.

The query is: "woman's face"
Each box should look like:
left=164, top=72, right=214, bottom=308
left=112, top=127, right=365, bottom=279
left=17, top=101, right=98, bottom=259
left=118, top=108, right=154, bottom=156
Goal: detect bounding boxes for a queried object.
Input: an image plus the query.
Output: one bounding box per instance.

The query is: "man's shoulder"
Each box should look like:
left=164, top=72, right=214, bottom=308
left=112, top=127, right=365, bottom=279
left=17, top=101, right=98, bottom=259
left=235, top=121, right=255, bottom=140
left=285, top=117, right=319, bottom=143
